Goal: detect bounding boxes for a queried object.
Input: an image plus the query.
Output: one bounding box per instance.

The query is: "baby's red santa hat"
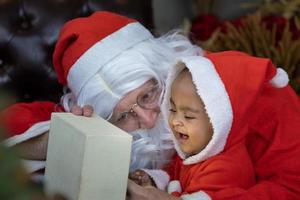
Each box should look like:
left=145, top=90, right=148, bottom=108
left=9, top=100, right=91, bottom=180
left=162, top=51, right=289, bottom=165
left=53, top=11, right=154, bottom=118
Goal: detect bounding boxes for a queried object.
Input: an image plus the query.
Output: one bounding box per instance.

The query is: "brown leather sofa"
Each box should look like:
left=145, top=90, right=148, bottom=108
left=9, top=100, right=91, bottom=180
left=0, top=0, right=152, bottom=108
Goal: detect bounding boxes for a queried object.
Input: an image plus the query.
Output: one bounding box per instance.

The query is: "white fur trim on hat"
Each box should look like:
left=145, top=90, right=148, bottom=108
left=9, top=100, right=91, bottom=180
left=167, top=180, right=182, bottom=194
left=3, top=121, right=51, bottom=147
left=270, top=68, right=289, bottom=88
left=141, top=169, right=170, bottom=190
left=68, top=22, right=153, bottom=97
left=181, top=191, right=211, bottom=200
left=162, top=56, right=233, bottom=165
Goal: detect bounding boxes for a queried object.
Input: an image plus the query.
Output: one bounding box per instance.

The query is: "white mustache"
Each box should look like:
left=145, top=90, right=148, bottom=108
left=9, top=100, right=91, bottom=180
left=128, top=114, right=174, bottom=172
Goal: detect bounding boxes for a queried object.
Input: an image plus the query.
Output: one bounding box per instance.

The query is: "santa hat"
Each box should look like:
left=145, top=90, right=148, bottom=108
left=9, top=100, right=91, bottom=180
left=53, top=11, right=153, bottom=99
left=162, top=51, right=289, bottom=165
left=52, top=11, right=155, bottom=118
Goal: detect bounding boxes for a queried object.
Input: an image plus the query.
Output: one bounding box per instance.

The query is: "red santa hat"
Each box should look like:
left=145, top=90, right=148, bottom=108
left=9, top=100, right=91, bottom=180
left=162, top=51, right=289, bottom=165
left=53, top=11, right=153, bottom=98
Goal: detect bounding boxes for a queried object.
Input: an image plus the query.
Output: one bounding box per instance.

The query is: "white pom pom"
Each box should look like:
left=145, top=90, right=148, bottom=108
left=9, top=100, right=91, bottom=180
left=270, top=68, right=289, bottom=88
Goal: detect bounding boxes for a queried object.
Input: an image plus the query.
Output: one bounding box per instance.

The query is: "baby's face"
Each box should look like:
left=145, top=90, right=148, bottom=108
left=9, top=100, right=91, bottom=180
left=168, top=69, right=213, bottom=156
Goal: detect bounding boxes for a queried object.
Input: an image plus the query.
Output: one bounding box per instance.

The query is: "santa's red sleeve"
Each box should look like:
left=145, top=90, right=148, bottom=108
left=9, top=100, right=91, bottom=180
left=0, top=101, right=62, bottom=147
left=239, top=85, right=300, bottom=200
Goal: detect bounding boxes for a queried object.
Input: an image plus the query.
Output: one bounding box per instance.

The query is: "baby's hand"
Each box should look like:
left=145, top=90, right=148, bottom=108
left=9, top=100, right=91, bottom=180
left=129, top=169, right=155, bottom=187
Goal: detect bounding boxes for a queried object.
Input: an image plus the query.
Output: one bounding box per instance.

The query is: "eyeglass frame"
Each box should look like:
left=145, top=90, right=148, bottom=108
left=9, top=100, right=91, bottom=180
left=111, top=82, right=164, bottom=127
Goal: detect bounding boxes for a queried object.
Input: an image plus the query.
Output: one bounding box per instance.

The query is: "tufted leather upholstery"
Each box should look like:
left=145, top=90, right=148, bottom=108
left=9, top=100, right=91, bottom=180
left=0, top=0, right=153, bottom=107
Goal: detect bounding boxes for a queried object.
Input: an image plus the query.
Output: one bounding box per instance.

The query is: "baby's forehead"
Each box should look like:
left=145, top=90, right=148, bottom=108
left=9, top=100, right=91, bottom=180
left=174, top=68, right=192, bottom=83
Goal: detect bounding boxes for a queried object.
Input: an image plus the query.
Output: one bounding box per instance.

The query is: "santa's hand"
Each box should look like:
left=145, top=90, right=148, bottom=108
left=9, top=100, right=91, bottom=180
left=126, top=179, right=151, bottom=200
left=71, top=105, right=93, bottom=117
left=126, top=179, right=179, bottom=200
left=129, top=169, right=155, bottom=187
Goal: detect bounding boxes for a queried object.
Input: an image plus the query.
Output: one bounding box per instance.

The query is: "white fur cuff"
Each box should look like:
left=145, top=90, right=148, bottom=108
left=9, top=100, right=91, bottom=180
left=142, top=169, right=170, bottom=190
left=168, top=180, right=182, bottom=194
left=181, top=191, right=211, bottom=200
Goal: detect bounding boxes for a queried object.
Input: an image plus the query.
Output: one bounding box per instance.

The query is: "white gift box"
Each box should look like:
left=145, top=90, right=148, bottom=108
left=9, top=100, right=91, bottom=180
left=44, top=113, right=132, bottom=200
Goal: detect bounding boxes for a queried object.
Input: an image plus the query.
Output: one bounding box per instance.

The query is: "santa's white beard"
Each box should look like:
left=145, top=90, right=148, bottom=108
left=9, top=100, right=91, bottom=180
left=128, top=114, right=175, bottom=172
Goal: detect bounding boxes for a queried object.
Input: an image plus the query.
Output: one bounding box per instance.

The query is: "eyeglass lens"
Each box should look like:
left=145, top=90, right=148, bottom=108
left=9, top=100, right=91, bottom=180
left=137, top=84, right=162, bottom=109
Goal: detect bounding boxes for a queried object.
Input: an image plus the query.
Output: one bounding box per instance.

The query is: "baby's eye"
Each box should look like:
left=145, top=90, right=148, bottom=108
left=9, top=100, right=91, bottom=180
left=185, top=116, right=195, bottom=119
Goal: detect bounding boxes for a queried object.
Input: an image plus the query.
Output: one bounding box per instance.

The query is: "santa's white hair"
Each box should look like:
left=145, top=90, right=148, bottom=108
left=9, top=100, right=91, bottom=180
left=61, top=31, right=203, bottom=171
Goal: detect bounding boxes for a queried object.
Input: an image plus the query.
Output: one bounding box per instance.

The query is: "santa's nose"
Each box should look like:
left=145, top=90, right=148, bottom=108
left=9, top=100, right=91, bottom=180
left=133, top=106, right=160, bottom=129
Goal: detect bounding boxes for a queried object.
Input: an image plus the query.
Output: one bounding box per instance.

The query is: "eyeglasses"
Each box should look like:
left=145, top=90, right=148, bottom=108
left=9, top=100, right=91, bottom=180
left=137, top=83, right=163, bottom=110
left=113, top=83, right=163, bottom=129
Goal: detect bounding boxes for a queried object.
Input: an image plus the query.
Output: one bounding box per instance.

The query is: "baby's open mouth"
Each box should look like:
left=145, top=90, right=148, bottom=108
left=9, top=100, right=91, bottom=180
left=178, top=132, right=189, bottom=140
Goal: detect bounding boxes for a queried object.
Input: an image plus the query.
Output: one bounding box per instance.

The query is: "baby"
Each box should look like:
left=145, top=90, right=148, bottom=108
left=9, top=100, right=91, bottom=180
left=129, top=51, right=290, bottom=200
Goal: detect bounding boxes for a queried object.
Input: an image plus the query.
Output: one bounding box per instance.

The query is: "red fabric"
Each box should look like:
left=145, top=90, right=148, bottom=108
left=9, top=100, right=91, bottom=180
left=206, top=51, right=277, bottom=148
left=240, top=85, right=300, bottom=200
left=165, top=143, right=255, bottom=199
left=207, top=52, right=300, bottom=200
left=170, top=191, right=181, bottom=197
left=1, top=101, right=63, bottom=137
left=209, top=86, right=300, bottom=200
left=53, top=11, right=136, bottom=85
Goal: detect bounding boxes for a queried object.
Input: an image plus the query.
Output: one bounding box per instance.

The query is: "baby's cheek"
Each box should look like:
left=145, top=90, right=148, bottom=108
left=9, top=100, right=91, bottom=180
left=168, top=115, right=174, bottom=129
